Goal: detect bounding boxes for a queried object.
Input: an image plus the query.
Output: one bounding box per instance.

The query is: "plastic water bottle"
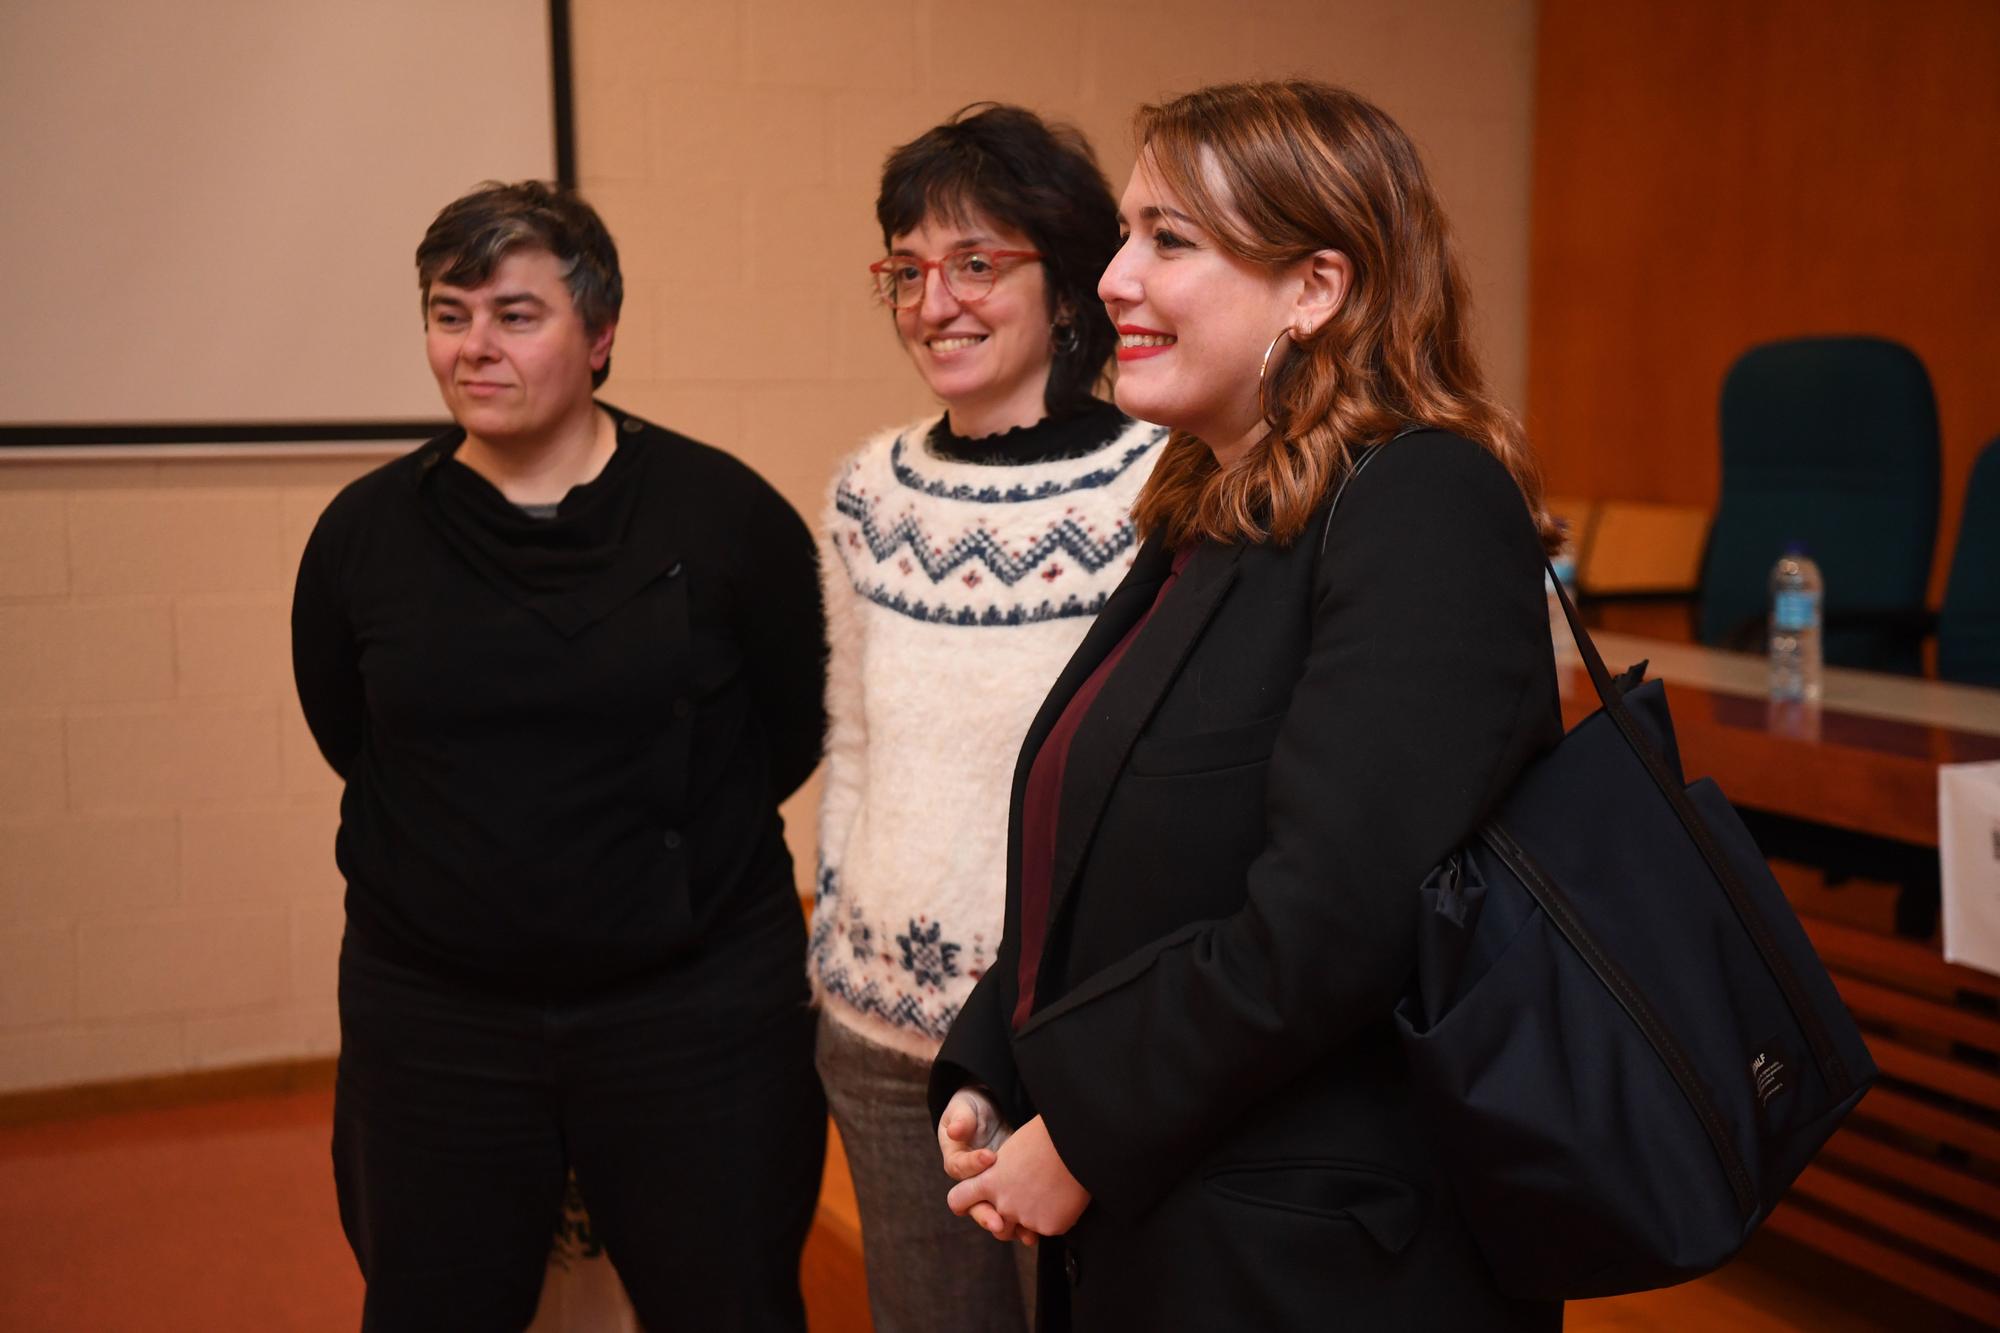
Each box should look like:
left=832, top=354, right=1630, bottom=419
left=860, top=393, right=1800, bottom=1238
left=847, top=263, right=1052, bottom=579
left=1768, top=543, right=1823, bottom=703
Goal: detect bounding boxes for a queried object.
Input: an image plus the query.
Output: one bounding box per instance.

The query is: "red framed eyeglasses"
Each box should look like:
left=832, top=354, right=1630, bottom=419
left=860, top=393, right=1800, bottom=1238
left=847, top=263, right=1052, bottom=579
left=867, top=249, right=1044, bottom=309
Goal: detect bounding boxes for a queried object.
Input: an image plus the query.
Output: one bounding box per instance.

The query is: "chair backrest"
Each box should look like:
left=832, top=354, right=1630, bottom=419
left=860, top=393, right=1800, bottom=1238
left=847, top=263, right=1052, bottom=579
left=1697, top=336, right=1940, bottom=674
left=1939, top=436, right=2000, bottom=687
left=1578, top=502, right=1710, bottom=597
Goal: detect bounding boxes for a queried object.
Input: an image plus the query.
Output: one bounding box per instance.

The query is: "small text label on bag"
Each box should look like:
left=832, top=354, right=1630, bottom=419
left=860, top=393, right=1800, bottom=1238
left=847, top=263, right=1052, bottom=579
left=1751, top=1045, right=1791, bottom=1115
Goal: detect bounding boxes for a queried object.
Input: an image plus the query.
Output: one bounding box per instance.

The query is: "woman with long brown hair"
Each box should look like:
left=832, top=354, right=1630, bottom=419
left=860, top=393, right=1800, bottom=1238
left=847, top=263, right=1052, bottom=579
left=929, top=80, right=1566, bottom=1328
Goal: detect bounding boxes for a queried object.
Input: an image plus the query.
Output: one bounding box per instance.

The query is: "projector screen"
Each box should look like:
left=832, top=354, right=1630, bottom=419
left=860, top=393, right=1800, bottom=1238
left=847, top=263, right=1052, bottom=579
left=0, top=0, right=565, bottom=444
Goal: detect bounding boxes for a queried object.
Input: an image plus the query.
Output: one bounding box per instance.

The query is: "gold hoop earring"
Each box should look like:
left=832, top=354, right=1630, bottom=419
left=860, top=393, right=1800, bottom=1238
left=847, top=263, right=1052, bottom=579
left=1258, top=327, right=1294, bottom=423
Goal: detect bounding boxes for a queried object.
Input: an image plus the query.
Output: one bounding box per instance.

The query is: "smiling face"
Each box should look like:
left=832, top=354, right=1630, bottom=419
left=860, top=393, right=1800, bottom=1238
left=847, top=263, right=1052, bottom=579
left=1099, top=153, right=1305, bottom=461
left=889, top=210, right=1056, bottom=438
left=424, top=247, right=614, bottom=450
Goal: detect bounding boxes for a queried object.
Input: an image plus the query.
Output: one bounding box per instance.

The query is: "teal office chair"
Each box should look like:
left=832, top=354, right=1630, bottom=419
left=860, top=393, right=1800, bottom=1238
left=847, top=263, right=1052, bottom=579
left=1939, top=436, right=2000, bottom=687
left=1697, top=337, right=1940, bottom=675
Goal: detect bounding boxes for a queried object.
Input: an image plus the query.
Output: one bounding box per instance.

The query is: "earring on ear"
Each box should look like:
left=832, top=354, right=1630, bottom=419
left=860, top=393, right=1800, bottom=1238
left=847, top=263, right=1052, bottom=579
left=1051, top=320, right=1081, bottom=356
left=1257, top=326, right=1295, bottom=424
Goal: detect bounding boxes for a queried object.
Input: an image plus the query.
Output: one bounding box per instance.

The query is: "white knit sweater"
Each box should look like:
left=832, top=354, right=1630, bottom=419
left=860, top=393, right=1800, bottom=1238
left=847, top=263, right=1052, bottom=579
left=809, top=411, right=1166, bottom=1060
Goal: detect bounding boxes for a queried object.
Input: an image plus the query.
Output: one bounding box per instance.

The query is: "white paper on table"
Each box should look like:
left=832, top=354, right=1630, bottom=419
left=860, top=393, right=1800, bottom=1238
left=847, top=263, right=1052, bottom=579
left=1941, top=760, right=2000, bottom=978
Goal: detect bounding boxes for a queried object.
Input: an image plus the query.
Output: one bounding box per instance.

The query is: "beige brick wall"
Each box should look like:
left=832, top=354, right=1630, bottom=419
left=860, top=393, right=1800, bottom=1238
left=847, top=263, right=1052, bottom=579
left=573, top=0, right=1540, bottom=491
left=0, top=0, right=1535, bottom=1095
left=0, top=458, right=368, bottom=1093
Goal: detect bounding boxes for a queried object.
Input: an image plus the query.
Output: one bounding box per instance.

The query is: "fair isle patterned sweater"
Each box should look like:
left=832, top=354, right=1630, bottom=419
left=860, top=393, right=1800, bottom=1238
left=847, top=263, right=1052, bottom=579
left=809, top=406, right=1166, bottom=1061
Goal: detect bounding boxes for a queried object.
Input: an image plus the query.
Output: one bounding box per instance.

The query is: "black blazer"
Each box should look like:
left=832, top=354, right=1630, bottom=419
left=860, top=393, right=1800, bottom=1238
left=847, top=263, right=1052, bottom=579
left=931, top=432, right=1565, bottom=1331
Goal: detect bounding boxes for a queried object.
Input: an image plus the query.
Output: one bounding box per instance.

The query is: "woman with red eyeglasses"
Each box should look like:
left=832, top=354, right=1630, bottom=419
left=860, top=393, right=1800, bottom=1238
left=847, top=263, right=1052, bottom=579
left=808, top=104, right=1163, bottom=1333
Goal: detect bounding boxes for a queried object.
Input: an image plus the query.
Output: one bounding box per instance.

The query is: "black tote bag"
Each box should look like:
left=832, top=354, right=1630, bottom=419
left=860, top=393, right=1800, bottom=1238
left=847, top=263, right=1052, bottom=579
left=1391, top=566, right=1877, bottom=1299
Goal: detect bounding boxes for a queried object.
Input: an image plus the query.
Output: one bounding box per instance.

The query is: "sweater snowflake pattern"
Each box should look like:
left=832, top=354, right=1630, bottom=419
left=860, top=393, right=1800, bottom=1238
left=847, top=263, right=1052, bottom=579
left=809, top=412, right=1165, bottom=1060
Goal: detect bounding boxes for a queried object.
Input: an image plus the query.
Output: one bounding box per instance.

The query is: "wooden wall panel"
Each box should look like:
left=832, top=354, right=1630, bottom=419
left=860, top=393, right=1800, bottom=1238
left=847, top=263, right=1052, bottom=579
left=1527, top=0, right=2000, bottom=602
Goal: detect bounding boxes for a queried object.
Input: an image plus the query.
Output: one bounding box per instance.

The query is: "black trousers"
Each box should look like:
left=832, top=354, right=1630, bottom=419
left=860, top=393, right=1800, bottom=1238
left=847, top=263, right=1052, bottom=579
left=333, top=908, right=825, bottom=1333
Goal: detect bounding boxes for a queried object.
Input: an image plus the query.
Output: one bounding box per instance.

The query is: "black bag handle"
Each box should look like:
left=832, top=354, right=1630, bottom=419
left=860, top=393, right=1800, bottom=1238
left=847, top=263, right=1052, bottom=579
left=1544, top=570, right=1852, bottom=1093
left=1323, top=438, right=1851, bottom=1095
left=1318, top=439, right=1387, bottom=558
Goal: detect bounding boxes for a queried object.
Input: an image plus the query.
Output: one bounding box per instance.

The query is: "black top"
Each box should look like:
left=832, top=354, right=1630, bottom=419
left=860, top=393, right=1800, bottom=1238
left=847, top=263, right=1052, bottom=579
left=925, top=398, right=1127, bottom=466
left=291, top=405, right=826, bottom=998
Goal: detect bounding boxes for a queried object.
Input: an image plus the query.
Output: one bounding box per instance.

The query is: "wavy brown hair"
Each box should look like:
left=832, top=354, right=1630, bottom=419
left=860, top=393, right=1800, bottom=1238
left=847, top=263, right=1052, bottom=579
left=1128, top=81, right=1560, bottom=552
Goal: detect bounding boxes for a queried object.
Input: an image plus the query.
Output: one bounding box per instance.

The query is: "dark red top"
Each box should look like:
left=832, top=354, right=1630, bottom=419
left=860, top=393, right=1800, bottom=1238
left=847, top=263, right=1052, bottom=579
left=1012, top=545, right=1196, bottom=1030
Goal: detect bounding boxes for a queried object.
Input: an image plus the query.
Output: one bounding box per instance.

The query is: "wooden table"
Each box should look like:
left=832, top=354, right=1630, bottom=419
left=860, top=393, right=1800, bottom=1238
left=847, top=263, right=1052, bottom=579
left=1557, top=631, right=2000, bottom=846
left=1555, top=634, right=2000, bottom=1322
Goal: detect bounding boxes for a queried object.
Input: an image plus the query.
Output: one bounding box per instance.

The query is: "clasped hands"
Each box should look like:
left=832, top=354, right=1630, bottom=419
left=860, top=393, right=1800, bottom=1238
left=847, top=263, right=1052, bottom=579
left=937, top=1088, right=1090, bottom=1245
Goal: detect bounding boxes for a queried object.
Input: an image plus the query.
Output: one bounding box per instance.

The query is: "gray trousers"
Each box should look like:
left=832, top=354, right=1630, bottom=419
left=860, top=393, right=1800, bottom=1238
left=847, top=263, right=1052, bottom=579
left=815, top=1011, right=1035, bottom=1333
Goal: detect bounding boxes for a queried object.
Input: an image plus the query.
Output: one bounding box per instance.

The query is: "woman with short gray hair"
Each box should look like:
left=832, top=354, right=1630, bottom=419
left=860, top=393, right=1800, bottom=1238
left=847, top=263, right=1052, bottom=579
left=294, top=180, right=827, bottom=1331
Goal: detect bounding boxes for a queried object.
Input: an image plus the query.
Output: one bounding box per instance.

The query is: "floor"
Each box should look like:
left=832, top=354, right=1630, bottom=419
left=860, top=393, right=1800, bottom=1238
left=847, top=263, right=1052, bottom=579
left=0, top=1087, right=1975, bottom=1331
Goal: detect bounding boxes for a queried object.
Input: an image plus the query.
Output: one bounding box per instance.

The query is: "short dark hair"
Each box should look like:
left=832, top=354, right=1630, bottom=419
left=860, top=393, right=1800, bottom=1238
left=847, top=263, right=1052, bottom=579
left=877, top=105, right=1120, bottom=418
left=415, top=181, right=623, bottom=388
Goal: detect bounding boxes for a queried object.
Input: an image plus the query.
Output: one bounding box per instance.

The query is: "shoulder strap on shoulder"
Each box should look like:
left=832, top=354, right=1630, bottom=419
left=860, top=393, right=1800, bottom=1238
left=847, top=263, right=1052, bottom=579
left=1317, top=433, right=1396, bottom=558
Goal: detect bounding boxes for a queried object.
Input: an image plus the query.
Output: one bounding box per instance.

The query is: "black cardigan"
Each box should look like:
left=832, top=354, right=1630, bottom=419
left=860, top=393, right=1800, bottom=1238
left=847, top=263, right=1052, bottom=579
left=931, top=431, right=1563, bottom=1331
left=291, top=406, right=825, bottom=998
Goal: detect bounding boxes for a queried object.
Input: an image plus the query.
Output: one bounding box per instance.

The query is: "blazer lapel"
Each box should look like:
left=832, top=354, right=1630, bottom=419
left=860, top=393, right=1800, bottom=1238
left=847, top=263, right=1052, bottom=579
left=1002, top=540, right=1174, bottom=931
left=1008, top=539, right=1175, bottom=810
left=1043, top=541, right=1242, bottom=933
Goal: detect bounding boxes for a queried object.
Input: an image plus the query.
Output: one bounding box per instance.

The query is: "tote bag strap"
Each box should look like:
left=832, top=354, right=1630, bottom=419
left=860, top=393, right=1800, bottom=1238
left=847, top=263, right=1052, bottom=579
left=1315, top=429, right=1402, bottom=559
left=1321, top=435, right=1852, bottom=1094
left=1546, top=565, right=1854, bottom=1093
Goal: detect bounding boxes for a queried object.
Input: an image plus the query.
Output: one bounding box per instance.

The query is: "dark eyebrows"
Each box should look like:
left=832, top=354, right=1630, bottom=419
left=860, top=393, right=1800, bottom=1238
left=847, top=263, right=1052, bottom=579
left=888, top=234, right=995, bottom=257
left=425, top=290, right=549, bottom=310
